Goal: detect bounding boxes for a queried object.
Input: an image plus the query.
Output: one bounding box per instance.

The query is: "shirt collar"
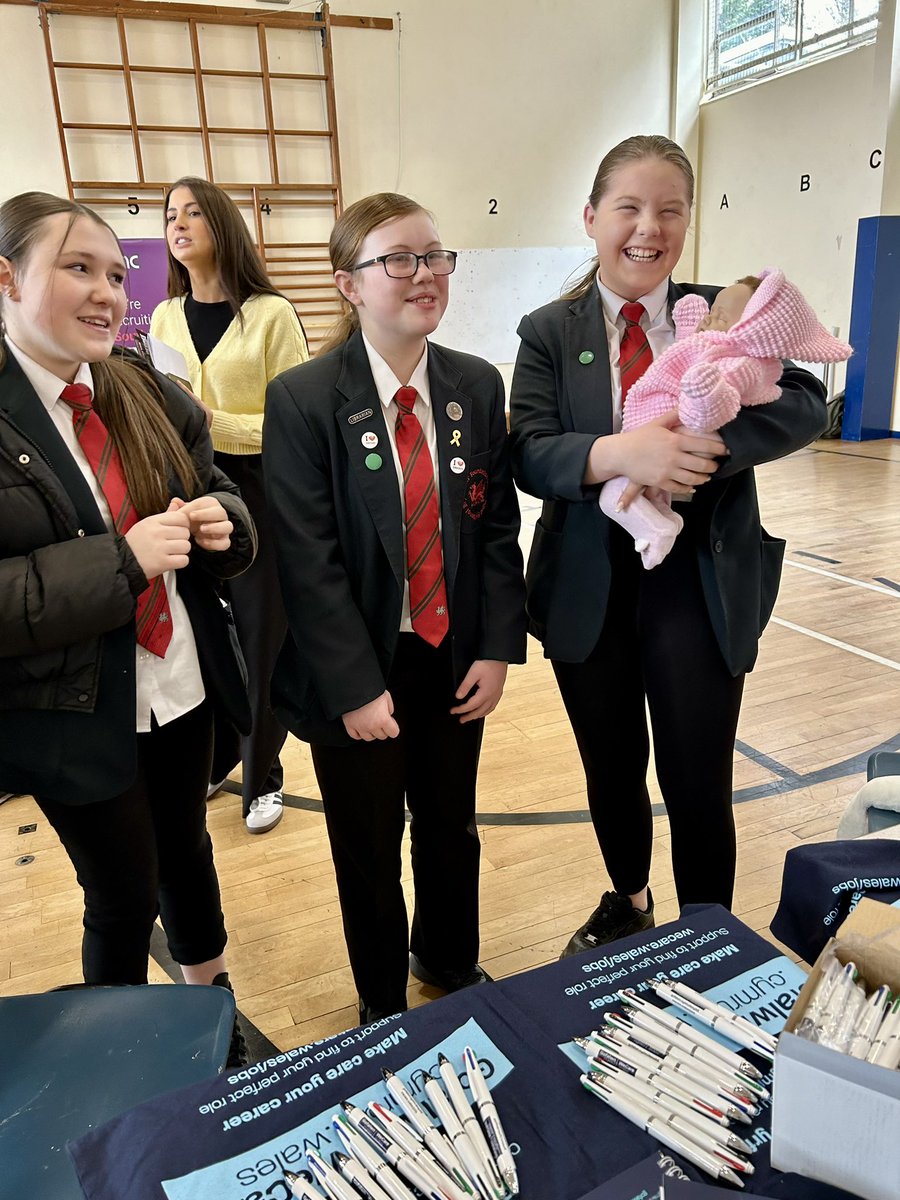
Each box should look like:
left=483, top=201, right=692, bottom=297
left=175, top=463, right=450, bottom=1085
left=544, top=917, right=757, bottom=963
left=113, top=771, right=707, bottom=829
left=361, top=332, right=431, bottom=410
left=5, top=337, right=94, bottom=413
left=596, top=274, right=671, bottom=328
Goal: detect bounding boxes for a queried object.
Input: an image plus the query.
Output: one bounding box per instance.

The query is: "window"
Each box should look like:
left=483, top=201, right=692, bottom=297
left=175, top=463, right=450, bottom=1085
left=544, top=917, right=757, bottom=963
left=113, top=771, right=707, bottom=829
left=705, top=0, right=880, bottom=98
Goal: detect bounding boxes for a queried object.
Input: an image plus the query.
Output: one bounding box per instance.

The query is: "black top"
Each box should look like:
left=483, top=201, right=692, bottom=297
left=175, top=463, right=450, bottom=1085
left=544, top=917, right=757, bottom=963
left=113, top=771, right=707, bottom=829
left=184, top=294, right=236, bottom=363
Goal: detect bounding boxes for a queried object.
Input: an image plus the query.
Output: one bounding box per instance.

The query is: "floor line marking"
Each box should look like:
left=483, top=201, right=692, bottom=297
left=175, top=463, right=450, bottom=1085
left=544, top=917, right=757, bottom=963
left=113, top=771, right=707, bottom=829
left=771, top=617, right=900, bottom=671
left=785, top=558, right=900, bottom=598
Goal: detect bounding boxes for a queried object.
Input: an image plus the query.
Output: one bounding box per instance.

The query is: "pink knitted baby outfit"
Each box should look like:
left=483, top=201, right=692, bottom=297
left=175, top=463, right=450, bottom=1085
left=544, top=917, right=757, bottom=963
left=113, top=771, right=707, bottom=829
left=623, top=268, right=852, bottom=433
left=599, top=269, right=852, bottom=570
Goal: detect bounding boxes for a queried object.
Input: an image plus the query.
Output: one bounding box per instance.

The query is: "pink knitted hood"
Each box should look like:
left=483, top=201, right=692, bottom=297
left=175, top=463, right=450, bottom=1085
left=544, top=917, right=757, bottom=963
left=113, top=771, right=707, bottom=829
left=728, top=268, right=852, bottom=362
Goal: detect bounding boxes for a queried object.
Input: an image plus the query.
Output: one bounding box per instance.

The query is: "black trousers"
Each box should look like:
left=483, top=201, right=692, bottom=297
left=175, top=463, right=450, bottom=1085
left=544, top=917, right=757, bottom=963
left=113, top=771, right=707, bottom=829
left=211, top=453, right=289, bottom=815
left=311, top=634, right=484, bottom=1012
left=36, top=701, right=227, bottom=984
left=552, top=523, right=745, bottom=910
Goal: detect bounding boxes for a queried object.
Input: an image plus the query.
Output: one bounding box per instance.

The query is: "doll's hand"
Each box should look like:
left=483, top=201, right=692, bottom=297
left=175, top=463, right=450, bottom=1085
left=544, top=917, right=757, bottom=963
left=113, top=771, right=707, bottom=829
left=450, top=660, right=509, bottom=723
left=169, top=496, right=233, bottom=552
left=342, top=690, right=400, bottom=741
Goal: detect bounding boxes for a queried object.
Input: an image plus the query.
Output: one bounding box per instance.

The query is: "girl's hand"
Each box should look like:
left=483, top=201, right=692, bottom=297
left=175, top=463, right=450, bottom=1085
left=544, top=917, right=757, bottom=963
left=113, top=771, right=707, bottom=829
left=170, top=496, right=233, bottom=552
left=342, top=690, right=400, bottom=741
left=450, top=659, right=509, bottom=723
left=124, top=509, right=192, bottom=579
left=612, top=410, right=726, bottom=494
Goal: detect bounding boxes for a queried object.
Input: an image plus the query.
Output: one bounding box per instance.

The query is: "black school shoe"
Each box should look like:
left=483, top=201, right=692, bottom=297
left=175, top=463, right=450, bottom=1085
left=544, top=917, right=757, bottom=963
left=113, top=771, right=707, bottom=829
left=358, top=1000, right=408, bottom=1026
left=212, top=972, right=249, bottom=1068
left=409, top=953, right=494, bottom=992
left=560, top=889, right=655, bottom=959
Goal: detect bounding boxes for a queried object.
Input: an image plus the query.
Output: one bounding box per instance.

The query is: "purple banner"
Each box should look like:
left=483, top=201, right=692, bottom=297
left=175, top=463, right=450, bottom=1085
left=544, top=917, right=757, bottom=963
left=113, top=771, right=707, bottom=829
left=117, top=238, right=169, bottom=347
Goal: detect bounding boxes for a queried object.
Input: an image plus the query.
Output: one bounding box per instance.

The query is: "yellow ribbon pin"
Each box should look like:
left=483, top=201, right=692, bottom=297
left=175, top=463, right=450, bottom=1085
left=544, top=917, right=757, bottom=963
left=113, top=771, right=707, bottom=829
left=450, top=429, right=462, bottom=447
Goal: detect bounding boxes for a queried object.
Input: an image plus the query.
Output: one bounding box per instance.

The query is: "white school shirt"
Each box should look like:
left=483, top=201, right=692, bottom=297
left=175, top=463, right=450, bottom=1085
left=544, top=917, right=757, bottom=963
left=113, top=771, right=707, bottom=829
left=596, top=275, right=674, bottom=432
left=361, top=332, right=440, bottom=634
left=6, top=339, right=205, bottom=731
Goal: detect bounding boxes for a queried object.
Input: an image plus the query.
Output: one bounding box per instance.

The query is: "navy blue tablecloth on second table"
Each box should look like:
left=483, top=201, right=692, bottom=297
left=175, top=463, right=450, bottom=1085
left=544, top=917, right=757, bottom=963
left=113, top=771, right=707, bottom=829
left=69, top=904, right=859, bottom=1200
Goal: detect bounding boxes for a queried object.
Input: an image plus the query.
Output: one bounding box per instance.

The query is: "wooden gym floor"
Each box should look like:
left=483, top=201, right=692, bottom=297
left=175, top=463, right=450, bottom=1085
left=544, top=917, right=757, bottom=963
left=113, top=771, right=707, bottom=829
left=2, top=437, right=900, bottom=1056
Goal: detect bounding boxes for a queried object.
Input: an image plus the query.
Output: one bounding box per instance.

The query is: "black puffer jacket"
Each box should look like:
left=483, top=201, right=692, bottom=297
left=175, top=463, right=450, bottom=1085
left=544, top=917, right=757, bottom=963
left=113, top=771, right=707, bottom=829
left=0, top=350, right=257, bottom=803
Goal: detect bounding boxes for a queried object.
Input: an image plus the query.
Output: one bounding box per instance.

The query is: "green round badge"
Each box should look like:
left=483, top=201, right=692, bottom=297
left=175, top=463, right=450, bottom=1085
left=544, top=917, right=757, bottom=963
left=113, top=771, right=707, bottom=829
left=364, top=452, right=383, bottom=471
left=579, top=350, right=595, bottom=364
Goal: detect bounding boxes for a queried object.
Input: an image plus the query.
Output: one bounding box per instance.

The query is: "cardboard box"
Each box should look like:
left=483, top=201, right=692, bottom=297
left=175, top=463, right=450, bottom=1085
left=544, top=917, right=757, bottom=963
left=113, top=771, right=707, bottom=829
left=770, top=898, right=900, bottom=1200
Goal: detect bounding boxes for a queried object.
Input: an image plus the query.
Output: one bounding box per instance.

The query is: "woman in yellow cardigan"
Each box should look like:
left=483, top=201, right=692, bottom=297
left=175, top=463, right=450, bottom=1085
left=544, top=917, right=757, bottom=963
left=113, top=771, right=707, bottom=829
left=151, top=177, right=308, bottom=833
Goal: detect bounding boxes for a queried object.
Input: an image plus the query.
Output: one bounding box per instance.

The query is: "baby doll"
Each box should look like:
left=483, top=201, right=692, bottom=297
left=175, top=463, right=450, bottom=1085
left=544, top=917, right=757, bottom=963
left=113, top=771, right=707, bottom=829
left=600, top=268, right=853, bottom=568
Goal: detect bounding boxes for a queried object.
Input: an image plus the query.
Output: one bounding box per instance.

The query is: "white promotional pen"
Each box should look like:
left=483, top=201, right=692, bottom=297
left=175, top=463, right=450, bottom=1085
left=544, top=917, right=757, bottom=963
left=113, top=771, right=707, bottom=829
left=463, top=1045, right=519, bottom=1195
left=580, top=1073, right=744, bottom=1188
left=340, top=1102, right=451, bottom=1200
left=868, top=997, right=900, bottom=1067
left=814, top=962, right=857, bottom=1045
left=587, top=1065, right=754, bottom=1159
left=848, top=985, right=891, bottom=1059
left=368, top=1102, right=470, bottom=1200
left=332, top=1116, right=418, bottom=1200
left=603, top=1016, right=760, bottom=1114
left=652, top=977, right=778, bottom=1053
left=332, top=1151, right=396, bottom=1200
left=307, top=1150, right=362, bottom=1200
left=577, top=1039, right=738, bottom=1129
left=581, top=1031, right=756, bottom=1122
left=381, top=1069, right=473, bottom=1195
left=823, top=982, right=866, bottom=1053
left=423, top=1071, right=497, bottom=1200
left=620, top=989, right=775, bottom=1062
left=438, top=1053, right=505, bottom=1199
left=284, top=1169, right=326, bottom=1199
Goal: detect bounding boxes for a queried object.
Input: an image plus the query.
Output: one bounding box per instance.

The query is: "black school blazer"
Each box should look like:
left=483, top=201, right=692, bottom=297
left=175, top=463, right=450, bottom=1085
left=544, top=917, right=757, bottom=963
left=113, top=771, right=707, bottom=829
left=508, top=281, right=828, bottom=676
left=263, top=330, right=527, bottom=746
left=0, top=351, right=256, bottom=804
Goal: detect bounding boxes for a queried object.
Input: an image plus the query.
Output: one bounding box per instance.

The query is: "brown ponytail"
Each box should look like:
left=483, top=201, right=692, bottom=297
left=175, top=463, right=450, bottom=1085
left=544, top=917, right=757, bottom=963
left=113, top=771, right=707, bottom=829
left=561, top=135, right=695, bottom=302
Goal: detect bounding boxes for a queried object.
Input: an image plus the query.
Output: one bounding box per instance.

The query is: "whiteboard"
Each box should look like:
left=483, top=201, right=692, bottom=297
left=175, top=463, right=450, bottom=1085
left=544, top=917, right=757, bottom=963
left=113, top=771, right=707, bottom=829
left=435, top=246, right=594, bottom=364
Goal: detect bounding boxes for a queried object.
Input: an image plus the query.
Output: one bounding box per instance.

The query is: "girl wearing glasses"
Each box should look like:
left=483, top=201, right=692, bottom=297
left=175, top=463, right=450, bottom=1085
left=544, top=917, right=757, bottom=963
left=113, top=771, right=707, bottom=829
left=151, top=178, right=308, bottom=835
left=262, top=192, right=526, bottom=1024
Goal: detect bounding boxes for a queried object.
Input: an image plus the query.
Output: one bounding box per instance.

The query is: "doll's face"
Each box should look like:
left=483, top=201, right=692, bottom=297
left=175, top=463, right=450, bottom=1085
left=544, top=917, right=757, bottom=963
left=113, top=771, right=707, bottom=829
left=696, top=282, right=755, bottom=332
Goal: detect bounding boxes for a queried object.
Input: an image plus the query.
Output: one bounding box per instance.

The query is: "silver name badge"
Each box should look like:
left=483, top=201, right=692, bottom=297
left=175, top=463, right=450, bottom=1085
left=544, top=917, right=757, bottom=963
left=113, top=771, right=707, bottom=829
left=348, top=408, right=374, bottom=425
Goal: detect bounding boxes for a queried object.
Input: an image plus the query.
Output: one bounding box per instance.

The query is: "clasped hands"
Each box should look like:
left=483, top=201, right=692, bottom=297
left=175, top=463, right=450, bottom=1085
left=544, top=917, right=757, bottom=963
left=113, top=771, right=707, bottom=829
left=124, top=495, right=233, bottom=580
left=342, top=659, right=509, bottom=741
left=605, top=410, right=728, bottom=512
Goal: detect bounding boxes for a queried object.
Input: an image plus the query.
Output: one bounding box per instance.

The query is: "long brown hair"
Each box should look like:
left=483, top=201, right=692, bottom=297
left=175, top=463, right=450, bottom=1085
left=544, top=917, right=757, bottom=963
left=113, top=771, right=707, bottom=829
left=318, top=192, right=431, bottom=356
left=0, top=191, right=198, bottom=516
left=562, top=134, right=695, bottom=302
left=163, top=177, right=291, bottom=331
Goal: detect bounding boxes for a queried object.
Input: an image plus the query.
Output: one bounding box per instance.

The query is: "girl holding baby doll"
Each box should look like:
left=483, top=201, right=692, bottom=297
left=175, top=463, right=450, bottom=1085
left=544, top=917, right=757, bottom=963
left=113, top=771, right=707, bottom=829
left=509, top=135, right=828, bottom=952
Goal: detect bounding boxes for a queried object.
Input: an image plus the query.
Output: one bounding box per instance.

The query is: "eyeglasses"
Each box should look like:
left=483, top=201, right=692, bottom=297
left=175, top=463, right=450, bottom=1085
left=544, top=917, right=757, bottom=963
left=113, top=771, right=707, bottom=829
left=352, top=250, right=458, bottom=278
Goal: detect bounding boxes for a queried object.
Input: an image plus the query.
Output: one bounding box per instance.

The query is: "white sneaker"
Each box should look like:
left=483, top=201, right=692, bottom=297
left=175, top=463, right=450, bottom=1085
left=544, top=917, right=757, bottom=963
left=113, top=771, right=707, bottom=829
left=246, top=791, right=284, bottom=834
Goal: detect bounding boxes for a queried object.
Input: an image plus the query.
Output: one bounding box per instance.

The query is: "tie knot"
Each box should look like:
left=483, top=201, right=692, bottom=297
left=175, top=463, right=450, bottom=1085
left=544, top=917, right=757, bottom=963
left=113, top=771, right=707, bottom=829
left=59, top=382, right=93, bottom=411
left=395, top=386, right=418, bottom=415
left=621, top=302, right=646, bottom=328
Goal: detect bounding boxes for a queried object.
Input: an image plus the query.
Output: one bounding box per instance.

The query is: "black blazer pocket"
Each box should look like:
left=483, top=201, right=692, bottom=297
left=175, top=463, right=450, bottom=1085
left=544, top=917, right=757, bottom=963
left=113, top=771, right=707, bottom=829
left=759, top=527, right=786, bottom=635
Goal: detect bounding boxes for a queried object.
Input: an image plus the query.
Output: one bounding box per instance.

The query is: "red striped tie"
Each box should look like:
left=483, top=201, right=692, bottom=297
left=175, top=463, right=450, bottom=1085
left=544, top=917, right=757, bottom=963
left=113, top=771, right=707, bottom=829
left=619, top=301, right=653, bottom=409
left=60, top=383, right=173, bottom=657
left=394, top=386, right=449, bottom=647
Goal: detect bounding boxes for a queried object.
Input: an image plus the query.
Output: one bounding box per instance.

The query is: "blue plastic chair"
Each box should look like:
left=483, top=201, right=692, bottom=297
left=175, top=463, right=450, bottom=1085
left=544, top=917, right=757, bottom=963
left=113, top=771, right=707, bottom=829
left=0, top=984, right=234, bottom=1198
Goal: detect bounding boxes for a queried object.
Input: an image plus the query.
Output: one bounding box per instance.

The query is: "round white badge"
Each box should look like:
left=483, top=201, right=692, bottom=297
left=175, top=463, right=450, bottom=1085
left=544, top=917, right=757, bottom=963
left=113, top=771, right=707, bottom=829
left=450, top=457, right=466, bottom=474
left=361, top=431, right=379, bottom=449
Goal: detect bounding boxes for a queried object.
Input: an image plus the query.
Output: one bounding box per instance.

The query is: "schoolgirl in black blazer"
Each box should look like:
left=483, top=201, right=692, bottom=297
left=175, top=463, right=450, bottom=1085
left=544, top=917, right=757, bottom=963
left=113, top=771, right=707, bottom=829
left=0, top=194, right=255, bottom=1023
left=509, top=137, right=827, bottom=956
left=263, top=192, right=526, bottom=1023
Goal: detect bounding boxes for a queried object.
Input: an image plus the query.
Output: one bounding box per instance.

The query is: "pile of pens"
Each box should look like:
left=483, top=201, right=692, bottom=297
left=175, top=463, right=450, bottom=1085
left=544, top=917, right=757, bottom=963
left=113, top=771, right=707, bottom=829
left=795, top=957, right=900, bottom=1066
left=576, top=975, right=778, bottom=1190
left=283, top=1046, right=519, bottom=1200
